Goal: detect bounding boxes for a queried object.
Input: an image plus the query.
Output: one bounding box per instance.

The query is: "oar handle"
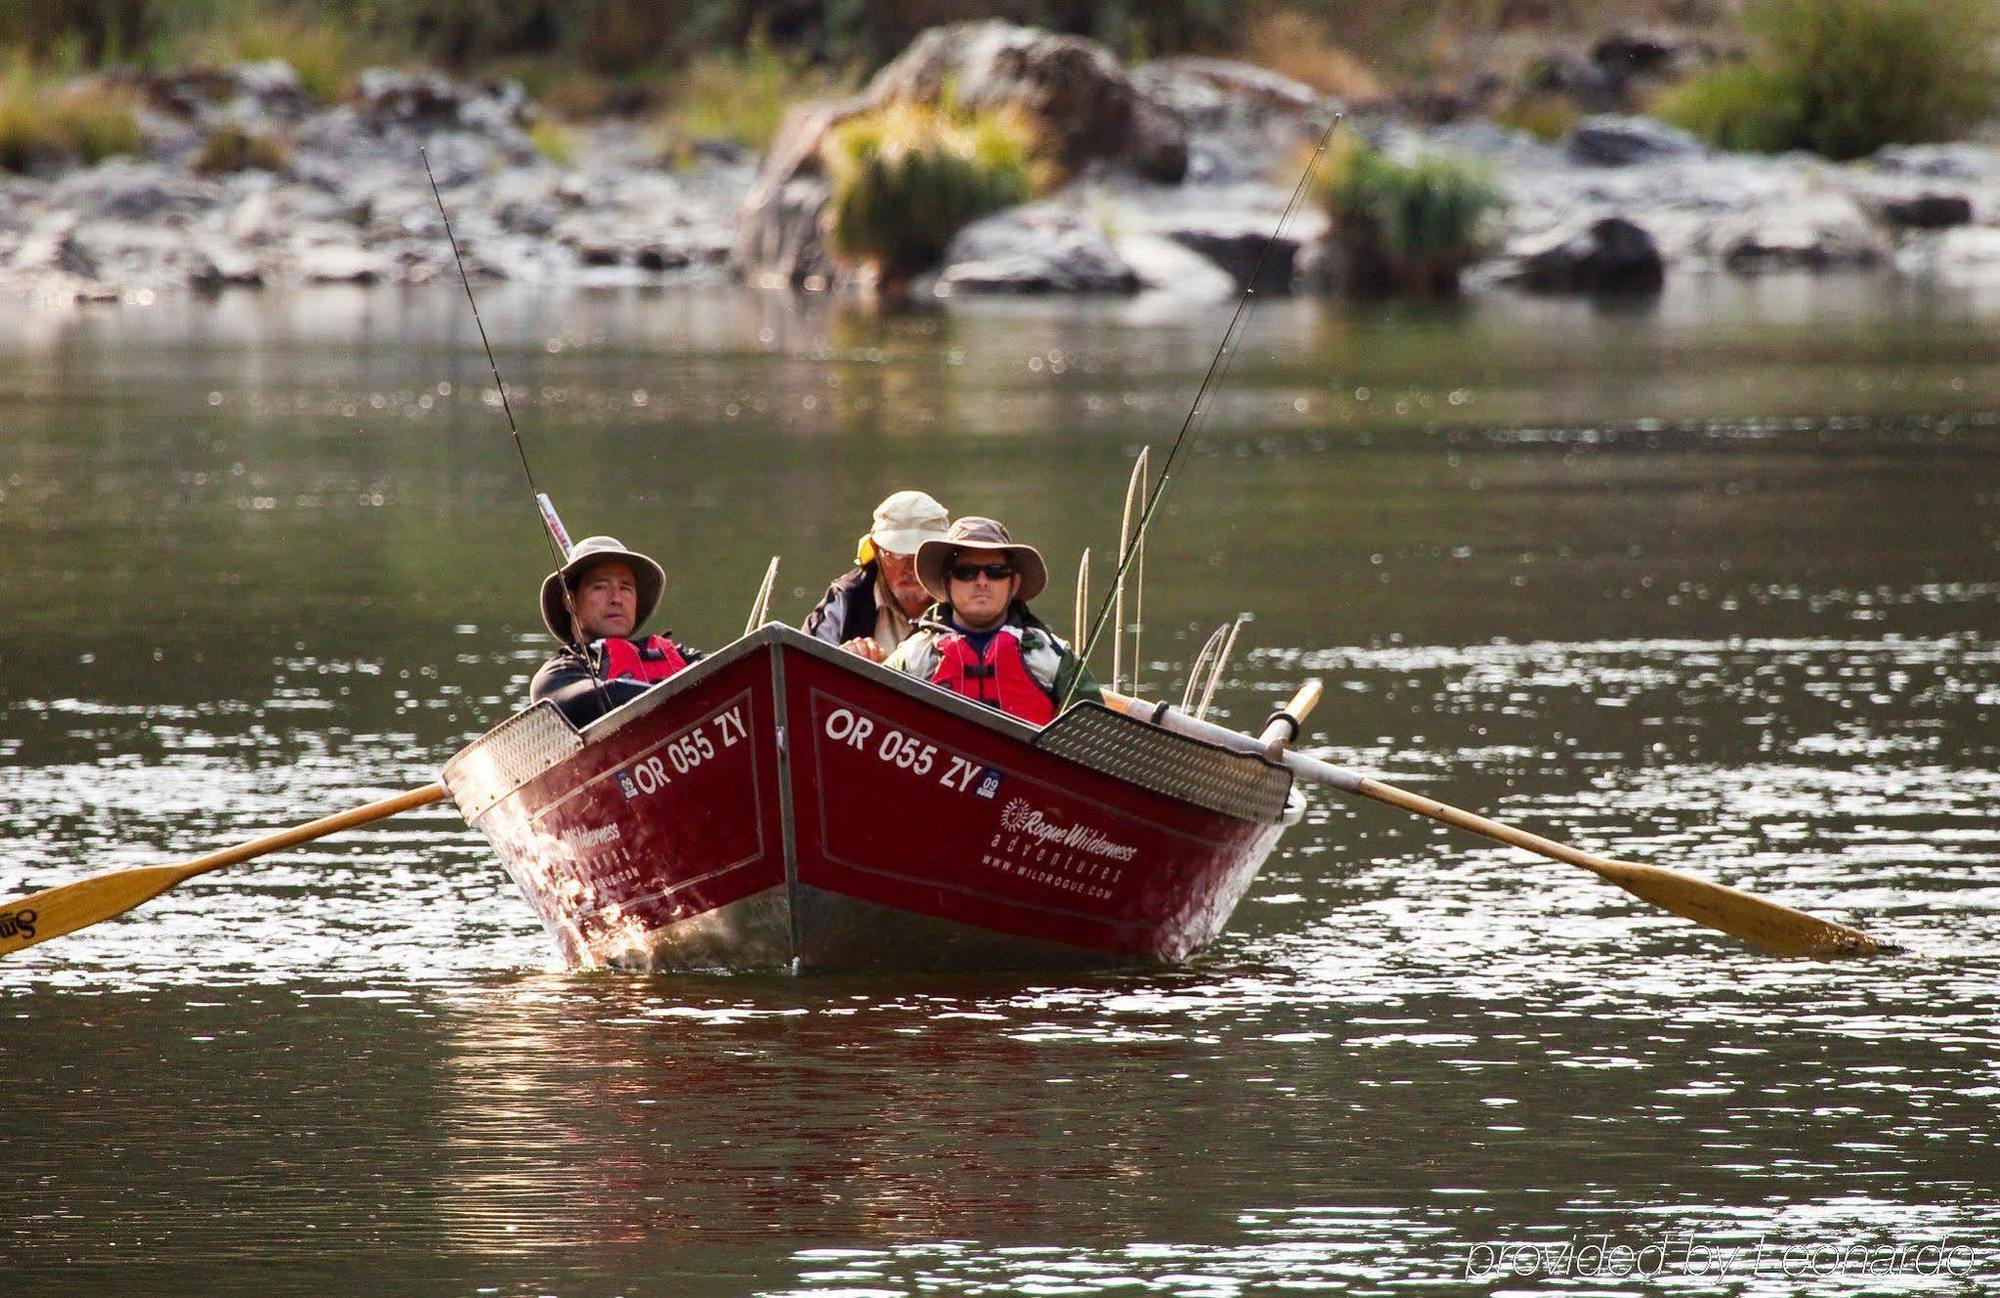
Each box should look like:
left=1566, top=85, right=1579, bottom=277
left=1258, top=678, right=1323, bottom=757
left=169, top=783, right=450, bottom=883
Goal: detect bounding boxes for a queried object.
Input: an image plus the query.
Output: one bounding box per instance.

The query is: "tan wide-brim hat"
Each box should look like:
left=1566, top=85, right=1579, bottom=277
left=914, top=516, right=1048, bottom=606
left=539, top=535, right=665, bottom=643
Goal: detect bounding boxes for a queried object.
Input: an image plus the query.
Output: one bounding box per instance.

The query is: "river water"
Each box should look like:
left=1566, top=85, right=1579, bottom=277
left=2, top=274, right=1997, bottom=1295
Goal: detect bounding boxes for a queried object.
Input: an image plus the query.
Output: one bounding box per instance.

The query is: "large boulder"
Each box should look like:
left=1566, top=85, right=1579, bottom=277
left=737, top=22, right=1190, bottom=288
left=1498, top=216, right=1664, bottom=292
left=1566, top=114, right=1706, bottom=167
left=869, top=22, right=1186, bottom=182
left=930, top=202, right=1138, bottom=294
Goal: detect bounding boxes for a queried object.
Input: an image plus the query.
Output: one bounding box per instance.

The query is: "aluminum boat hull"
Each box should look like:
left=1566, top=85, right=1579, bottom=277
left=442, top=626, right=1297, bottom=971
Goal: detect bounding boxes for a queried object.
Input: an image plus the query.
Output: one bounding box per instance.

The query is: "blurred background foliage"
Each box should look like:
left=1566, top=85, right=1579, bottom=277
left=5, top=0, right=1991, bottom=165
left=2, top=1, right=1733, bottom=82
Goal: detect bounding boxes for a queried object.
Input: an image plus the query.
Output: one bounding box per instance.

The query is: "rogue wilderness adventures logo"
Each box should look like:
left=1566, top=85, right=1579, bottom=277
left=997, top=798, right=1138, bottom=862
left=0, top=908, right=37, bottom=942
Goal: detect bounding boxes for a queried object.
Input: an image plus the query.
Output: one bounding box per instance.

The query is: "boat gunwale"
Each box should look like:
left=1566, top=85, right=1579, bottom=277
left=447, top=623, right=1295, bottom=827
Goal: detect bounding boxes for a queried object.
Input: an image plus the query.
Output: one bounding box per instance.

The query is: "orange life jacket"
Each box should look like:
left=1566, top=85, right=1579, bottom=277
left=598, top=635, right=691, bottom=685
left=929, top=626, right=1057, bottom=726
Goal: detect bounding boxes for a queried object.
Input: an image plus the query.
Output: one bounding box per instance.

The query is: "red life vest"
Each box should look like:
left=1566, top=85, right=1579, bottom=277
left=597, top=635, right=691, bottom=684
left=929, top=626, right=1057, bottom=726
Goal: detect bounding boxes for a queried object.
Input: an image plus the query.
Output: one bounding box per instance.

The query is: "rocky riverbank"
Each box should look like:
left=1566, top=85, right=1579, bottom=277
left=6, top=19, right=1999, bottom=309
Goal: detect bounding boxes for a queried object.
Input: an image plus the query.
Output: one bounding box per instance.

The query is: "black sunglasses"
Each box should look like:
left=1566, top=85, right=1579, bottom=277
left=950, top=562, right=1016, bottom=582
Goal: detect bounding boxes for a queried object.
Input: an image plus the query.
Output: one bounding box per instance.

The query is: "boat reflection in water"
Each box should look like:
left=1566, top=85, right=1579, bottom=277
left=442, top=626, right=1302, bottom=972
left=432, top=974, right=1183, bottom=1255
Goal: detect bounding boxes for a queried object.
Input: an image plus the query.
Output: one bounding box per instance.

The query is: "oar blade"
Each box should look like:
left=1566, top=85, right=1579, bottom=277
left=0, top=864, right=198, bottom=958
left=1590, top=857, right=1890, bottom=959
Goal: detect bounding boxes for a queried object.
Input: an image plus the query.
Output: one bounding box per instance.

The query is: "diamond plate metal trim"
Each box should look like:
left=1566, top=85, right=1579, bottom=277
left=441, top=702, right=584, bottom=820
left=1034, top=703, right=1292, bottom=823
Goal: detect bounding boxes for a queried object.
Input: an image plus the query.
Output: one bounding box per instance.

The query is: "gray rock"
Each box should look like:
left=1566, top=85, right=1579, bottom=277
left=229, top=60, right=311, bottom=121
left=1500, top=216, right=1664, bottom=292
left=355, top=69, right=464, bottom=129
left=870, top=21, right=1187, bottom=183
left=1156, top=206, right=1313, bottom=292
left=301, top=243, right=391, bottom=283
left=1715, top=196, right=1888, bottom=271
left=1877, top=193, right=1975, bottom=229
left=1590, top=29, right=1715, bottom=86
left=1130, top=57, right=1333, bottom=184
left=933, top=202, right=1138, bottom=294
left=1566, top=115, right=1706, bottom=167
left=9, top=216, right=97, bottom=277
left=1869, top=144, right=2000, bottom=182
left=50, top=160, right=222, bottom=222
left=1113, top=231, right=1237, bottom=299
left=188, top=242, right=263, bottom=289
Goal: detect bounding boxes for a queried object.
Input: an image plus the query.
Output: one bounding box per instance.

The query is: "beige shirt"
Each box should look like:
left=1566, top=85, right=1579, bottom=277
left=872, top=571, right=918, bottom=654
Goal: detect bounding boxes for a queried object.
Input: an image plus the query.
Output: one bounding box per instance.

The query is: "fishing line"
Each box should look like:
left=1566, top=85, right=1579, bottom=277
left=1063, top=110, right=1344, bottom=710
left=420, top=145, right=611, bottom=710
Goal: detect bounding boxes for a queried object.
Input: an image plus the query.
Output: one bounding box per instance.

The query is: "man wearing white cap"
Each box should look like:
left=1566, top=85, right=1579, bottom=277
left=529, top=535, right=702, bottom=727
left=803, top=490, right=950, bottom=663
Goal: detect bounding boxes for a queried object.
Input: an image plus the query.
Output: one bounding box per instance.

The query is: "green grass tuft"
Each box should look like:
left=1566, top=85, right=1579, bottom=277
left=1495, top=92, right=1582, bottom=143
left=193, top=122, right=290, bottom=173
left=528, top=118, right=575, bottom=165
left=822, top=98, right=1047, bottom=292
left=1314, top=135, right=1502, bottom=297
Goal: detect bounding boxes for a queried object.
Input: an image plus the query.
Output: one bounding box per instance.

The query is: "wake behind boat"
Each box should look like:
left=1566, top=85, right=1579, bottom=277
left=442, top=624, right=1302, bottom=971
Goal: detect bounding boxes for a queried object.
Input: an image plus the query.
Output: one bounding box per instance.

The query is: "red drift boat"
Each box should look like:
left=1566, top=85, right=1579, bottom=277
left=441, top=625, right=1302, bottom=971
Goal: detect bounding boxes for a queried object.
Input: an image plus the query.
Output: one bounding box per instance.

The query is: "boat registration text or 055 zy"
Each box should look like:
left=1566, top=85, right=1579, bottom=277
left=822, top=706, right=993, bottom=795
left=617, top=702, right=751, bottom=798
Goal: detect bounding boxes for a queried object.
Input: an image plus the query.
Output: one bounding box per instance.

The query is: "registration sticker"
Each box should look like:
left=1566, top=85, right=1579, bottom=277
left=974, top=768, right=1004, bottom=799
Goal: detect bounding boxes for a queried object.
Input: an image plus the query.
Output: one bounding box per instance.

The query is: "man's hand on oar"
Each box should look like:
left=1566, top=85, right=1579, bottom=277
left=0, top=784, right=448, bottom=959
left=1103, top=686, right=1895, bottom=959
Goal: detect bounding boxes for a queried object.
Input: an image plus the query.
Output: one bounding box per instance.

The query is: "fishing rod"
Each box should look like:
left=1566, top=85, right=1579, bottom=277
left=418, top=145, right=611, bottom=712
left=1062, top=111, right=1344, bottom=709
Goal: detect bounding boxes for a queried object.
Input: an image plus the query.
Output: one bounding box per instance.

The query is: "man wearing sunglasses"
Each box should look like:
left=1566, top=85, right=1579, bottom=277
left=883, top=516, right=1101, bottom=725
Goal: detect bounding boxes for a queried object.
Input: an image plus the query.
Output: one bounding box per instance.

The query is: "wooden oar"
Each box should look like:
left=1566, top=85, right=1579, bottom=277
left=1102, top=690, right=1892, bottom=959
left=0, top=783, right=448, bottom=959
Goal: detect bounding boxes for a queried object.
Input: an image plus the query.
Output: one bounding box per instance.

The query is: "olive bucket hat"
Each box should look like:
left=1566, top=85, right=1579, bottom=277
left=914, top=516, right=1048, bottom=606
left=539, top=535, right=666, bottom=643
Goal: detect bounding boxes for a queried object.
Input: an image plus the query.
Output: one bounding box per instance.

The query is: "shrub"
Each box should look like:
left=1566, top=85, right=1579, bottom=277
left=1656, top=0, right=1999, bottom=160
left=822, top=98, right=1046, bottom=295
left=1495, top=92, right=1582, bottom=143
left=0, top=65, right=141, bottom=173
left=528, top=118, right=574, bottom=165
left=1651, top=60, right=1802, bottom=155
left=1313, top=134, right=1501, bottom=297
left=193, top=123, right=289, bottom=173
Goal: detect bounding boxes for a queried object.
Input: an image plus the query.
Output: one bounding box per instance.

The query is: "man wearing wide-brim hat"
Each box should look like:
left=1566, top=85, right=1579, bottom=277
left=529, top=535, right=702, bottom=727
left=803, top=489, right=950, bottom=663
left=882, top=516, right=1101, bottom=726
